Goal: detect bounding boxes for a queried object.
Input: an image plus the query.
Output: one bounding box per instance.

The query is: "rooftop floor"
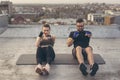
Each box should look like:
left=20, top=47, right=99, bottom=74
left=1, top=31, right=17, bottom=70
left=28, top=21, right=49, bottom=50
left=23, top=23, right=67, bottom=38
left=0, top=26, right=120, bottom=80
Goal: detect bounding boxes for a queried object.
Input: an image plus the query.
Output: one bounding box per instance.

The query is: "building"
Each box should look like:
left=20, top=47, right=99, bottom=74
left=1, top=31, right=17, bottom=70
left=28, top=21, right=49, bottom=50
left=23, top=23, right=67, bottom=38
left=104, top=10, right=120, bottom=25
left=104, top=16, right=114, bottom=25
left=0, top=1, right=13, bottom=15
left=0, top=14, right=8, bottom=34
left=114, top=16, right=120, bottom=25
left=87, top=13, right=105, bottom=25
left=10, top=12, right=43, bottom=24
left=105, top=10, right=120, bottom=16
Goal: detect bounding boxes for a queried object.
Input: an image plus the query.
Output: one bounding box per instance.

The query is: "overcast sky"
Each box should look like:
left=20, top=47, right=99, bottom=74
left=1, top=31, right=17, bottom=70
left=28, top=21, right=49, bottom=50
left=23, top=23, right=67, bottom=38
left=0, top=0, right=120, bottom=4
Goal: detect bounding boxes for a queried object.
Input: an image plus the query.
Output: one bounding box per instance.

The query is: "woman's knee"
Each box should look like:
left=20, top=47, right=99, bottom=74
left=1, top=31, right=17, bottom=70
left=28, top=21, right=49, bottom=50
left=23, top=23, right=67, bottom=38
left=46, top=46, right=55, bottom=56
left=36, top=47, right=41, bottom=55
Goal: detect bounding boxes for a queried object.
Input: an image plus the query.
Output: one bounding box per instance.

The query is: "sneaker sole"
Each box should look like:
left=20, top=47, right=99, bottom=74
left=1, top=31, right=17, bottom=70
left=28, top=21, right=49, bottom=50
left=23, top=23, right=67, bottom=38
left=79, top=64, right=88, bottom=76
left=42, top=68, right=49, bottom=75
left=90, top=63, right=99, bottom=76
left=35, top=67, right=43, bottom=75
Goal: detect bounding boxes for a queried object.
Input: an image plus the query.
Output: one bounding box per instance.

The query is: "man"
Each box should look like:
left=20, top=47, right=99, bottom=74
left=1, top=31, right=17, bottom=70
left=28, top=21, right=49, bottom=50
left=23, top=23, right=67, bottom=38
left=67, top=18, right=99, bottom=76
left=35, top=24, right=55, bottom=75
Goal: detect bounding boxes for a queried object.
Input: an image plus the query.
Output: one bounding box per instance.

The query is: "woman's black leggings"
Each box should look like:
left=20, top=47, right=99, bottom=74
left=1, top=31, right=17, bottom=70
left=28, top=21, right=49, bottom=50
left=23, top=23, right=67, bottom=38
left=36, top=46, right=55, bottom=65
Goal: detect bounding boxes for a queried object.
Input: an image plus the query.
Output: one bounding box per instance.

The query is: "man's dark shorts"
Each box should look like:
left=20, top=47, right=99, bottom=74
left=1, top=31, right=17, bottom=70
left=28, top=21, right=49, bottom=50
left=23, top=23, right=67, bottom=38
left=72, top=46, right=93, bottom=61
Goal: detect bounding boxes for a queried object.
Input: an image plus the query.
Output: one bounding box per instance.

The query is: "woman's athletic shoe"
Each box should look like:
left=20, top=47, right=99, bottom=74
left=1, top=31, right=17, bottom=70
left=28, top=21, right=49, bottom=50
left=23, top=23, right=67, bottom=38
left=42, top=64, right=50, bottom=75
left=35, top=64, right=43, bottom=75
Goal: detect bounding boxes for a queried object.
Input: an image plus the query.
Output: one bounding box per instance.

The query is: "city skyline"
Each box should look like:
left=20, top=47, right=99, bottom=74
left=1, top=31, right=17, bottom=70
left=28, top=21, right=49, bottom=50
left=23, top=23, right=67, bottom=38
left=0, top=0, right=120, bottom=4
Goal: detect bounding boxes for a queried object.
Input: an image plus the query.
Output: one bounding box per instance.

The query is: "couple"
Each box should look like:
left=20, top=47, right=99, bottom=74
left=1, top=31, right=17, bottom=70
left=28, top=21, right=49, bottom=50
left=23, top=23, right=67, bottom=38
left=35, top=18, right=99, bottom=76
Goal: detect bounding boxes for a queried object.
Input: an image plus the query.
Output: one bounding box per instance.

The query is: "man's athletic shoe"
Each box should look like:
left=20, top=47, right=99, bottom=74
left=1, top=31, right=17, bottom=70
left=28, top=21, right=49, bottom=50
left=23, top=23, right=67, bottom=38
left=79, top=63, right=88, bottom=76
left=90, top=63, right=99, bottom=76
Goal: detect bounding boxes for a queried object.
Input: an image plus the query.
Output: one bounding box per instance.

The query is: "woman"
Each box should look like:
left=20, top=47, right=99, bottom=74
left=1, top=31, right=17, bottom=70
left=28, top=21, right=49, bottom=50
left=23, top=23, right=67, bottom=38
left=35, top=24, right=55, bottom=75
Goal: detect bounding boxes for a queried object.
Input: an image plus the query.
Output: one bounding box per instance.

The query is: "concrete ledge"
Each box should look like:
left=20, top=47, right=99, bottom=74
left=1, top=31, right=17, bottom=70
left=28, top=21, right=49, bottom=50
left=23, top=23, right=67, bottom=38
left=69, top=25, right=120, bottom=38
left=1, top=25, right=120, bottom=38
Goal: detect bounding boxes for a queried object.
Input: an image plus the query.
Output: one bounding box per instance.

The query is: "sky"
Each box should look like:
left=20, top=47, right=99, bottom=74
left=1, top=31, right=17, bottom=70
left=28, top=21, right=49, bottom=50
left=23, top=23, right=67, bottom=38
left=0, top=0, right=120, bottom=4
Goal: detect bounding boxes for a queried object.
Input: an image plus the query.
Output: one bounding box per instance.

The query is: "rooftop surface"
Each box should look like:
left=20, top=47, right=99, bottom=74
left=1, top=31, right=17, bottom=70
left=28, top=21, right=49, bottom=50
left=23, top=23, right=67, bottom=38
left=0, top=25, right=120, bottom=80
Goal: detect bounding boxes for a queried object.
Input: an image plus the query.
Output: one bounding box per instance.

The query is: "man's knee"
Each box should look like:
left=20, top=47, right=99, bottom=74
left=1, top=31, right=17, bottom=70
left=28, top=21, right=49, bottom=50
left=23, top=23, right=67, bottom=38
left=76, top=46, right=82, bottom=51
left=72, top=46, right=82, bottom=59
left=85, top=46, right=93, bottom=51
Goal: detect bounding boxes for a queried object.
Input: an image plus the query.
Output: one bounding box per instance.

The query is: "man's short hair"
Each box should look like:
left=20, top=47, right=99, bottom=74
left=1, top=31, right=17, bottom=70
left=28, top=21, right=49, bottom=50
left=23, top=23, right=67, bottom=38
left=76, top=18, right=84, bottom=23
left=43, top=24, right=50, bottom=29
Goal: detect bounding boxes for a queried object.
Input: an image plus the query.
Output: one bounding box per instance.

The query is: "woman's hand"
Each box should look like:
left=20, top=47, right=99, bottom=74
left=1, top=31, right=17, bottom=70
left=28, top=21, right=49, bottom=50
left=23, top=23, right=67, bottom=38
left=42, top=36, right=49, bottom=40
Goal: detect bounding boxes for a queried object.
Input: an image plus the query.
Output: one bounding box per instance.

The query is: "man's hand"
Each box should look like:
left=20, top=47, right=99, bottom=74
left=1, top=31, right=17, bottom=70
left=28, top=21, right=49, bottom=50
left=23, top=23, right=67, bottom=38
left=85, top=31, right=92, bottom=37
left=42, top=36, right=49, bottom=40
left=67, top=38, right=74, bottom=47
